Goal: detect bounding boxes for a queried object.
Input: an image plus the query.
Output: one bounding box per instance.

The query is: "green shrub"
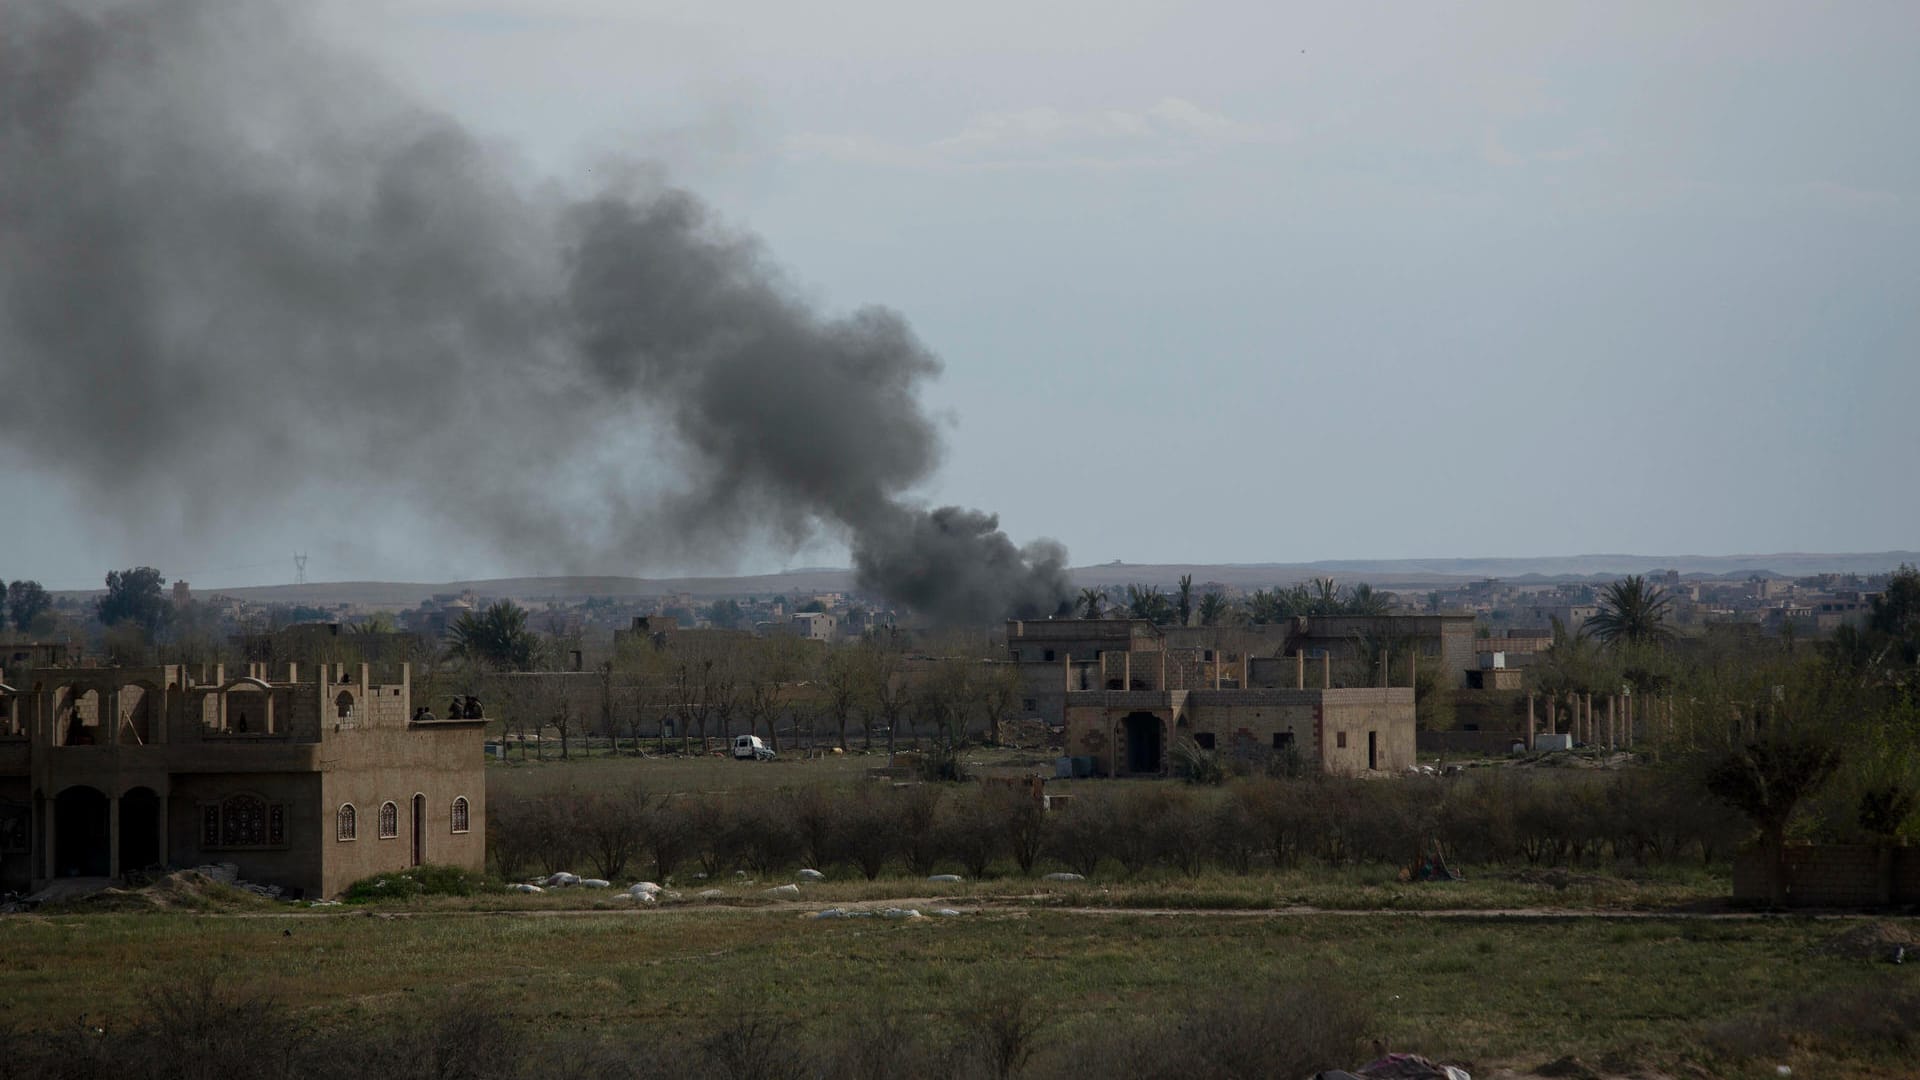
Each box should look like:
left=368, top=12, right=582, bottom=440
left=341, top=864, right=486, bottom=903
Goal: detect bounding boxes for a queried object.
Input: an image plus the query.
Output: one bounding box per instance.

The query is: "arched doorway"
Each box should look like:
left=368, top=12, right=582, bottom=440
left=54, top=786, right=110, bottom=877
left=120, top=787, right=161, bottom=870
left=411, top=794, right=426, bottom=866
left=1122, top=712, right=1164, bottom=775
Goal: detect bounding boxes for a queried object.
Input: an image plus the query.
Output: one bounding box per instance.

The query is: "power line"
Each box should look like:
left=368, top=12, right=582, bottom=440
left=294, top=552, right=309, bottom=586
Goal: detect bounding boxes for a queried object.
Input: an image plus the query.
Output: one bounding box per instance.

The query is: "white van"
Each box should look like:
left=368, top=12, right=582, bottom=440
left=733, top=734, right=776, bottom=761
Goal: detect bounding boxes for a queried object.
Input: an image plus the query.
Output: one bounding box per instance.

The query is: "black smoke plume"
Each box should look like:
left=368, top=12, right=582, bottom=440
left=0, top=1, right=1068, bottom=623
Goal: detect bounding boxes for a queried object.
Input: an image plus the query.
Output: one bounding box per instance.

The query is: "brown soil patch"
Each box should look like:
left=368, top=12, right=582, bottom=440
left=1810, top=920, right=1918, bottom=961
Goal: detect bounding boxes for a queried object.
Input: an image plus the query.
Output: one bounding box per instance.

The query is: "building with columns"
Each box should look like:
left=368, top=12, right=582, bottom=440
left=1007, top=619, right=1416, bottom=777
left=0, top=661, right=485, bottom=898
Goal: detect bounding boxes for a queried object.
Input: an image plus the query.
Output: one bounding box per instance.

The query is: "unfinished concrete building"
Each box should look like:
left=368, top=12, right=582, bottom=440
left=0, top=662, right=485, bottom=898
left=1007, top=619, right=1416, bottom=777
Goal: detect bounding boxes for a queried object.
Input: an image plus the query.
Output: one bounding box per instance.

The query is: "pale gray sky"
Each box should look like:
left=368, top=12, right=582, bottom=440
left=7, top=1, right=1917, bottom=589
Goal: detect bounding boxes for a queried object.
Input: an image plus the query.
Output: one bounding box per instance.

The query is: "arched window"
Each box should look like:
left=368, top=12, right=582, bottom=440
left=335, top=691, right=355, bottom=721
left=450, top=796, right=470, bottom=834
left=378, top=801, right=398, bottom=839
left=337, top=804, right=357, bottom=842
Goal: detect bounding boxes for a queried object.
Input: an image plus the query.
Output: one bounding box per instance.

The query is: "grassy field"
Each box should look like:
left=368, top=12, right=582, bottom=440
left=3, top=906, right=1914, bottom=1077
left=274, top=864, right=1731, bottom=916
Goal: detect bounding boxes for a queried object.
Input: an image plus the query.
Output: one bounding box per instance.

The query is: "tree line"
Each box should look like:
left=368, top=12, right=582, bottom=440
left=487, top=770, right=1748, bottom=886
left=1074, top=575, right=1395, bottom=626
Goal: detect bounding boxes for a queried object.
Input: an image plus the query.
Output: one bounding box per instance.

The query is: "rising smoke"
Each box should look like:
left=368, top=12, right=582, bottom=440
left=0, top=1, right=1069, bottom=623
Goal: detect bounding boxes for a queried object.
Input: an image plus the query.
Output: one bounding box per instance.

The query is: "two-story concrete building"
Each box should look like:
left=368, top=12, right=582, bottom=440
left=1007, top=619, right=1416, bottom=777
left=0, top=661, right=485, bottom=899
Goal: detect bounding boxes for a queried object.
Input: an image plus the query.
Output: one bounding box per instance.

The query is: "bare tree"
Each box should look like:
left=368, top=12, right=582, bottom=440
left=858, top=642, right=910, bottom=758
left=672, top=657, right=715, bottom=755
left=737, top=637, right=807, bottom=753
left=978, top=662, right=1022, bottom=746
left=822, top=647, right=863, bottom=752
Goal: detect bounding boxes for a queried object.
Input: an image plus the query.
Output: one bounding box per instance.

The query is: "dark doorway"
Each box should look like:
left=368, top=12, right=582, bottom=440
left=1367, top=731, right=1378, bottom=771
left=1123, top=712, right=1163, bottom=775
left=411, top=794, right=426, bottom=866
left=119, top=788, right=161, bottom=871
left=54, top=786, right=110, bottom=877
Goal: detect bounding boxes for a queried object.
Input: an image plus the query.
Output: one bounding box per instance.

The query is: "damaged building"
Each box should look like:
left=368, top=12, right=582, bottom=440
left=1007, top=619, right=1417, bottom=777
left=0, top=662, right=485, bottom=899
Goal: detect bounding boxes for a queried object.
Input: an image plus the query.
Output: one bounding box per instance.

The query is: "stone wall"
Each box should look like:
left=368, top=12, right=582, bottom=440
left=1731, top=844, right=1920, bottom=907
left=1417, top=729, right=1529, bottom=755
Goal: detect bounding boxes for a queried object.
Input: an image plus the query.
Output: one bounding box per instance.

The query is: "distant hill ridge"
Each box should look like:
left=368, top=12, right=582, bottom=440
left=57, top=551, right=1914, bottom=608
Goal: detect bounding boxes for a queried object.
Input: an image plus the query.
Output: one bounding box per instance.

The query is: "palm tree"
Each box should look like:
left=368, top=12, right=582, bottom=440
left=1197, top=591, right=1231, bottom=627
left=1175, top=575, right=1194, bottom=627
left=1343, top=583, right=1391, bottom=616
left=447, top=601, right=544, bottom=671
left=1588, top=576, right=1676, bottom=647
left=1245, top=589, right=1283, bottom=625
left=1077, top=587, right=1107, bottom=620
left=1125, top=584, right=1172, bottom=624
left=1308, top=576, right=1342, bottom=615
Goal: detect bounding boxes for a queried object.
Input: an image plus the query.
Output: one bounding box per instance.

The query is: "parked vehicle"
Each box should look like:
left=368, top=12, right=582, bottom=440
left=733, top=734, right=776, bottom=761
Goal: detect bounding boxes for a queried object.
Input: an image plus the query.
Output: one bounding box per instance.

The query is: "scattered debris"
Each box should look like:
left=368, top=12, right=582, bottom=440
left=698, top=889, right=726, bottom=899
left=928, top=873, right=963, bottom=883
left=880, top=907, right=922, bottom=919
left=544, top=872, right=580, bottom=887
left=1351, top=1052, right=1470, bottom=1079
left=579, top=878, right=611, bottom=889
left=508, top=883, right=543, bottom=894
left=765, top=883, right=801, bottom=898
left=932, top=908, right=962, bottom=917
left=1043, top=872, right=1085, bottom=882
left=797, top=868, right=826, bottom=881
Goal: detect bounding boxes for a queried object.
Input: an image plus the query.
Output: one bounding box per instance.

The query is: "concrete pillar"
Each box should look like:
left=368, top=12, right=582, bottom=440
left=1296, top=651, right=1305, bottom=690
left=1322, top=653, right=1332, bottom=690
left=1526, top=693, right=1537, bottom=748
left=1062, top=654, right=1072, bottom=694
left=1409, top=649, right=1418, bottom=689
left=43, top=796, right=56, bottom=880
left=1607, top=696, right=1618, bottom=749
left=1122, top=653, right=1131, bottom=691
left=108, top=796, right=120, bottom=879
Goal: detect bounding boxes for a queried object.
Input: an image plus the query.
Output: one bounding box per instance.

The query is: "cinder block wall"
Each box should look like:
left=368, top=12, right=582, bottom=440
left=1732, top=845, right=1918, bottom=906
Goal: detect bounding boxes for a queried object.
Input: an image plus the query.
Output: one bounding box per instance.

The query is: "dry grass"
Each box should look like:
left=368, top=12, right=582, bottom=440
left=2, top=908, right=1911, bottom=1076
